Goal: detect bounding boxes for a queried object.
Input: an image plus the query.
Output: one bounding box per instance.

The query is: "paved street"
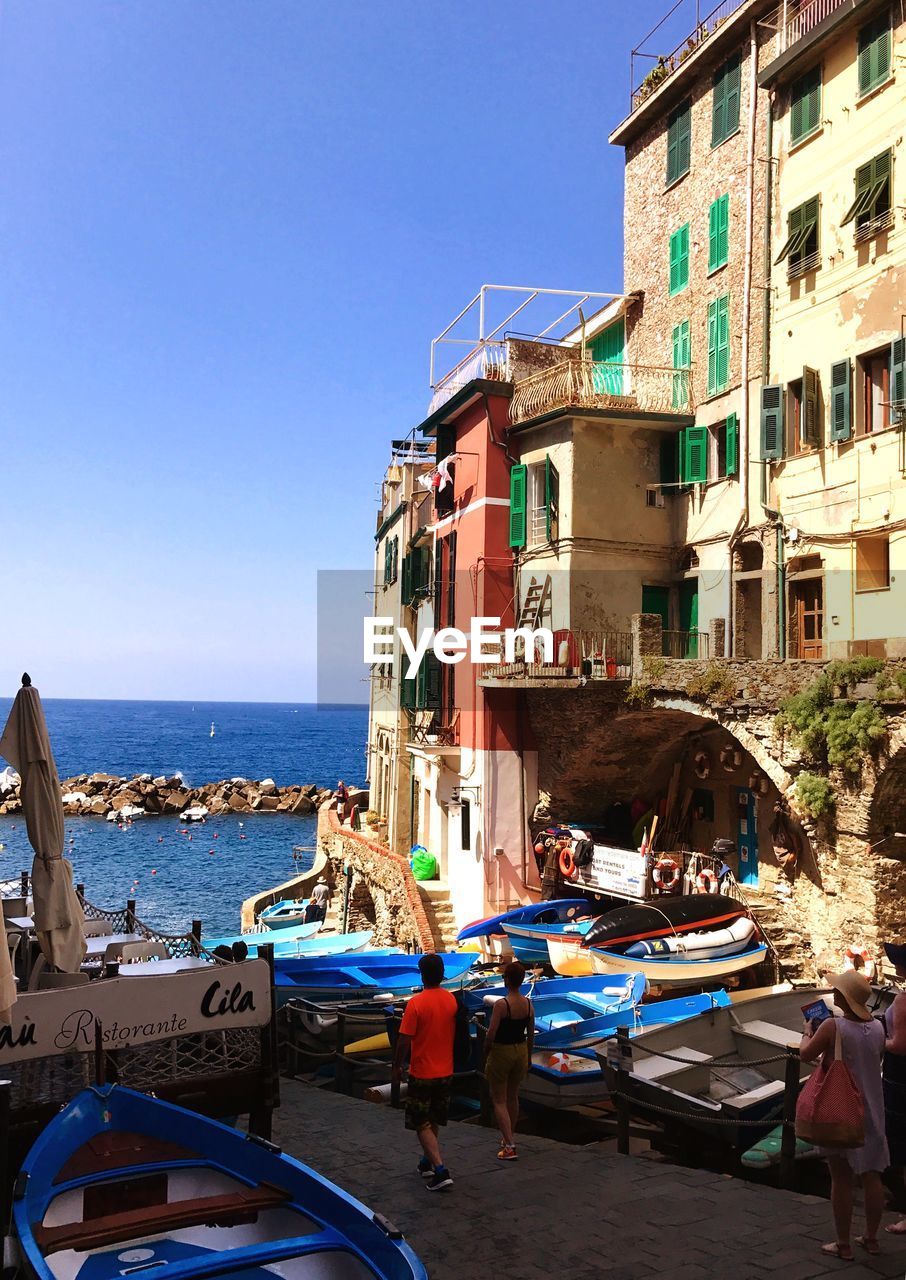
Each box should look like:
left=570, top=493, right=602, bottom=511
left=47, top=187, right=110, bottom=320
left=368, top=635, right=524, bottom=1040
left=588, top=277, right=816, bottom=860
left=274, top=1081, right=906, bottom=1279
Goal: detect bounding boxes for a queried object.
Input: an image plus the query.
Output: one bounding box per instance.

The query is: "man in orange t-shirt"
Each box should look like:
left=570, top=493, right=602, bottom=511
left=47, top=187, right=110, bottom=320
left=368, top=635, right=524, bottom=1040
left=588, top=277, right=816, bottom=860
left=392, top=953, right=457, bottom=1191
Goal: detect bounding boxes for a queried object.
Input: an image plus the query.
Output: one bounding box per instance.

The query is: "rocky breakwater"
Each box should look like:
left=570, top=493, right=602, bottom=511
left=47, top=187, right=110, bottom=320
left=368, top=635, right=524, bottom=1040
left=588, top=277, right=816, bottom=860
left=0, top=772, right=337, bottom=820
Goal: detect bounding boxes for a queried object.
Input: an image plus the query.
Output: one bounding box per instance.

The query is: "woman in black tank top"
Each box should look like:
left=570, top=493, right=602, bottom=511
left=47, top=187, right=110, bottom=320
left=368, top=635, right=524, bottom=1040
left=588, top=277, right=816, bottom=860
left=483, top=960, right=535, bottom=1160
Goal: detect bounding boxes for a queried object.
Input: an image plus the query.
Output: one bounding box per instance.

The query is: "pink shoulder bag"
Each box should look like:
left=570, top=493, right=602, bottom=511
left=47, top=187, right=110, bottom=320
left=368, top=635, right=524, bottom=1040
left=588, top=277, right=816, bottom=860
left=795, top=1022, right=865, bottom=1149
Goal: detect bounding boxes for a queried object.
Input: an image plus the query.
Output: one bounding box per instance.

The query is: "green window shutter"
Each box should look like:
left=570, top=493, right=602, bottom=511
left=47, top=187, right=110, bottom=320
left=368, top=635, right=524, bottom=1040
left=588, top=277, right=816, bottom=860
left=400, top=661, right=416, bottom=708
left=775, top=202, right=804, bottom=262
left=802, top=366, right=821, bottom=447
left=707, top=300, right=718, bottom=396
left=715, top=295, right=730, bottom=392
left=667, top=100, right=691, bottom=186
left=684, top=425, right=708, bottom=484
left=422, top=653, right=443, bottom=711
left=709, top=195, right=729, bottom=270
left=508, top=464, right=527, bottom=548
left=400, top=554, right=411, bottom=603
left=760, top=385, right=784, bottom=460
left=712, top=54, right=741, bottom=147
left=842, top=159, right=874, bottom=226
left=830, top=359, right=852, bottom=442
left=672, top=319, right=691, bottom=409
left=725, top=412, right=739, bottom=476
left=545, top=456, right=559, bottom=541
left=891, top=337, right=906, bottom=417
left=859, top=14, right=891, bottom=96
left=790, top=66, right=821, bottom=143
left=660, top=436, right=679, bottom=486
left=669, top=225, right=689, bottom=294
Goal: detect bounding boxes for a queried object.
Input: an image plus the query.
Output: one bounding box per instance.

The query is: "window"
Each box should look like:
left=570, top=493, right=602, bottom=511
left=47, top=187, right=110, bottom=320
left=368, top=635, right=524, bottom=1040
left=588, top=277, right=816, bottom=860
left=790, top=66, right=821, bottom=144
left=666, top=99, right=691, bottom=187
left=786, top=369, right=820, bottom=453
left=646, top=485, right=665, bottom=509
left=707, top=294, right=730, bottom=396
left=712, top=53, right=741, bottom=147
left=841, top=151, right=892, bottom=241
left=856, top=536, right=890, bottom=592
left=434, top=424, right=456, bottom=515
left=383, top=535, right=399, bottom=586
left=705, top=413, right=738, bottom=480
left=858, top=12, right=891, bottom=98
left=775, top=197, right=819, bottom=278
left=518, top=456, right=559, bottom=546
left=708, top=194, right=729, bottom=272
left=787, top=379, right=803, bottom=455
left=669, top=224, right=690, bottom=295
left=859, top=349, right=891, bottom=435
left=672, top=319, right=691, bottom=409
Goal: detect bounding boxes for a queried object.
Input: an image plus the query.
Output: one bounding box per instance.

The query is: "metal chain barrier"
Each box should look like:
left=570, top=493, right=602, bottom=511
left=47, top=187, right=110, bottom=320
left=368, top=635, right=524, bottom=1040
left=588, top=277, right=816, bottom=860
left=608, top=1087, right=786, bottom=1127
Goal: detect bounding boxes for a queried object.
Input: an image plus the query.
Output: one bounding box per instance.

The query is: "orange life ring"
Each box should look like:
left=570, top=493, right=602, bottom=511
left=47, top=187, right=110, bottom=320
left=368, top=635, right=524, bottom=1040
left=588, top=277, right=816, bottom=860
left=652, top=857, right=681, bottom=892
left=697, top=867, right=720, bottom=894
left=693, top=750, right=711, bottom=780
left=559, top=847, right=577, bottom=879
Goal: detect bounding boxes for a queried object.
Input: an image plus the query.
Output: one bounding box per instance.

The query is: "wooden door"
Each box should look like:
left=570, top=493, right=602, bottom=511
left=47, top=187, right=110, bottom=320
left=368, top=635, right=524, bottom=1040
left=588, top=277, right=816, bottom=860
left=793, top=579, right=823, bottom=659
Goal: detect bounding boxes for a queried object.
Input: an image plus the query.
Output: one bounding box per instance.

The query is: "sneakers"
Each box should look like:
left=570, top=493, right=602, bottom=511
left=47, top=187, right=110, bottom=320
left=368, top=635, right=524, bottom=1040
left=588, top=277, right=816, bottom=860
left=416, top=1157, right=433, bottom=1178
left=425, top=1166, right=454, bottom=1191
left=497, top=1144, right=518, bottom=1161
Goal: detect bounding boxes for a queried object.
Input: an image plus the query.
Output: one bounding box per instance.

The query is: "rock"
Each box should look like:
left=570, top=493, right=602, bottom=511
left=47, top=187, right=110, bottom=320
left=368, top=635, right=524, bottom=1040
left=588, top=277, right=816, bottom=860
left=259, top=779, right=276, bottom=794
left=257, top=794, right=279, bottom=811
left=163, top=790, right=189, bottom=813
left=111, top=791, right=139, bottom=811
left=228, top=793, right=250, bottom=813
left=291, top=793, right=315, bottom=815
left=152, top=775, right=167, bottom=787
left=90, top=799, right=109, bottom=815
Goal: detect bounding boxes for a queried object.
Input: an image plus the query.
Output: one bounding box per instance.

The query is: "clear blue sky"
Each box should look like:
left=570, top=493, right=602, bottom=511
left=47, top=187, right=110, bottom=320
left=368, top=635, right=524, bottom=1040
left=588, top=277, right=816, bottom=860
left=0, top=0, right=672, bottom=703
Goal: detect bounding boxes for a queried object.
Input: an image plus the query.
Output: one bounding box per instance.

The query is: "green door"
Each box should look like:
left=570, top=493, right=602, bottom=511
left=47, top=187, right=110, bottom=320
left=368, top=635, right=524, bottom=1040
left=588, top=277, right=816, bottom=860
left=590, top=318, right=625, bottom=396
left=641, top=586, right=670, bottom=649
left=736, top=788, right=758, bottom=887
left=679, top=579, right=699, bottom=657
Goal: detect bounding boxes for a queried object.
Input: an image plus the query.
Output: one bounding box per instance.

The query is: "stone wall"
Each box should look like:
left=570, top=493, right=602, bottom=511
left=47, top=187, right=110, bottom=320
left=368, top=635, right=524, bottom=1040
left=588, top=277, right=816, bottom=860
left=318, top=807, right=435, bottom=951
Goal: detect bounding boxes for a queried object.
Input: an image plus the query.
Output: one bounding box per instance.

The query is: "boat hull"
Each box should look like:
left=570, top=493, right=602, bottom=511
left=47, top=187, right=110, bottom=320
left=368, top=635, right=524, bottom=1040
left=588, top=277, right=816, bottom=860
left=584, top=894, right=745, bottom=950
left=588, top=941, right=768, bottom=985
left=274, top=951, right=475, bottom=1007
left=457, top=898, right=591, bottom=942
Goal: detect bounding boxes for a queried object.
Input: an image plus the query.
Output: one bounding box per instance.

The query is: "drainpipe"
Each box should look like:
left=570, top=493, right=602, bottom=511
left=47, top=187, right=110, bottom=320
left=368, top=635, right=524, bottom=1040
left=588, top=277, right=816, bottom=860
left=777, top=523, right=787, bottom=659
left=727, top=19, right=759, bottom=657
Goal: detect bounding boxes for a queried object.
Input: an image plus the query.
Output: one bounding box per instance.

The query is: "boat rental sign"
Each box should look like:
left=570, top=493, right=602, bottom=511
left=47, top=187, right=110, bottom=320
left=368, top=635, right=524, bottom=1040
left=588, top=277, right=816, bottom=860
left=0, top=960, right=272, bottom=1065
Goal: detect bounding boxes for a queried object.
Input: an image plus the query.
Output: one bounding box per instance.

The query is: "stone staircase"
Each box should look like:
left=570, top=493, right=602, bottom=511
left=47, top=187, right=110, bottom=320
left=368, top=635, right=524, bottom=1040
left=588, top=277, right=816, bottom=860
left=742, top=885, right=810, bottom=982
left=416, top=880, right=460, bottom=952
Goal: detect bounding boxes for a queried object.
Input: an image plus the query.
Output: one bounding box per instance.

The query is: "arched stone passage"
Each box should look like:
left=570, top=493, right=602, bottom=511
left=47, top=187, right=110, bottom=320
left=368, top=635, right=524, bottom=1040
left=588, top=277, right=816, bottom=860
left=347, top=875, right=378, bottom=932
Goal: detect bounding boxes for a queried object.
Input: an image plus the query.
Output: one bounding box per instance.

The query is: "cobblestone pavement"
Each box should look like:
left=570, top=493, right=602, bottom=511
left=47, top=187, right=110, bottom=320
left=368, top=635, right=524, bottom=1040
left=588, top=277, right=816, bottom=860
left=273, top=1081, right=906, bottom=1279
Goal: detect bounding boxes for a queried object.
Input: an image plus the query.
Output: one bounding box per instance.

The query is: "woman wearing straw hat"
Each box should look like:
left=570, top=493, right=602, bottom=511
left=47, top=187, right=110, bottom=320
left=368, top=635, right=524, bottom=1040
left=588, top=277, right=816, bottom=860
left=800, top=969, right=888, bottom=1261
left=881, top=942, right=906, bottom=1233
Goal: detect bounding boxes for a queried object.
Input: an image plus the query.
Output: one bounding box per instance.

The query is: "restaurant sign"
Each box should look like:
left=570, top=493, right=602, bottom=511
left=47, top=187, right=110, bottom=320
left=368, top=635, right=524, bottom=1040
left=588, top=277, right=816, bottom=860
left=0, top=960, right=272, bottom=1065
left=573, top=843, right=648, bottom=901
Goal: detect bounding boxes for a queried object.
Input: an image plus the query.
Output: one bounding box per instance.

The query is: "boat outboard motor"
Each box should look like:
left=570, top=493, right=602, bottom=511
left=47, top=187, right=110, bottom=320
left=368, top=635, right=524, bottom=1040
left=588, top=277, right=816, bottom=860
left=572, top=836, right=594, bottom=868
left=711, top=838, right=736, bottom=887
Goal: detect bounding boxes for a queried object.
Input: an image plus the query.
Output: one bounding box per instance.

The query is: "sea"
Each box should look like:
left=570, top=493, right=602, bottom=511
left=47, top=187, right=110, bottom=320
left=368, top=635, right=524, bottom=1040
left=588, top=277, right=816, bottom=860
left=0, top=699, right=368, bottom=935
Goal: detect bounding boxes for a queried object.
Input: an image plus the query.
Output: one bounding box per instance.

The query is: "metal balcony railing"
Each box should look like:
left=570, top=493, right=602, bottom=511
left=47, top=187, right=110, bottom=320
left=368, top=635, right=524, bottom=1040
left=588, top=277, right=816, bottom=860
left=777, top=0, right=848, bottom=48
left=406, top=709, right=460, bottom=748
left=630, top=0, right=749, bottom=112
left=427, top=342, right=508, bottom=416
left=509, top=359, right=694, bottom=426
left=663, top=629, right=710, bottom=659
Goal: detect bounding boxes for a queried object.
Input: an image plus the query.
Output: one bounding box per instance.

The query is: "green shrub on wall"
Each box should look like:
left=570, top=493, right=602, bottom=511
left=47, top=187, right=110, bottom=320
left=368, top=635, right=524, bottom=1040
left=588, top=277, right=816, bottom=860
left=794, top=772, right=835, bottom=820
left=775, top=667, right=888, bottom=777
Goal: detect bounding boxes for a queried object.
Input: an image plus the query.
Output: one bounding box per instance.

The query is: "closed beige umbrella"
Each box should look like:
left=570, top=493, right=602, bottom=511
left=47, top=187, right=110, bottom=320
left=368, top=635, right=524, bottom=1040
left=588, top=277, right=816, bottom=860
left=0, top=915, right=16, bottom=1022
left=0, top=675, right=85, bottom=973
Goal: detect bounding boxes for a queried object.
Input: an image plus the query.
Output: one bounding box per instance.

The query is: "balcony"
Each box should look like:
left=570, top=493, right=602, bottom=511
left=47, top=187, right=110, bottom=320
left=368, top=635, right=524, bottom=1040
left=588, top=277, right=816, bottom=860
left=509, top=358, right=694, bottom=428
left=774, top=0, right=852, bottom=49
left=480, top=630, right=634, bottom=687
left=406, top=709, right=460, bottom=750
left=628, top=0, right=751, bottom=114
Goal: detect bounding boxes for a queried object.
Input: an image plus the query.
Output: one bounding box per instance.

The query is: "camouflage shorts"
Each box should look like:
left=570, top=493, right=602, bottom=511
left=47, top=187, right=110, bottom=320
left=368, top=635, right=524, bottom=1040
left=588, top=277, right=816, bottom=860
left=404, top=1075, right=452, bottom=1131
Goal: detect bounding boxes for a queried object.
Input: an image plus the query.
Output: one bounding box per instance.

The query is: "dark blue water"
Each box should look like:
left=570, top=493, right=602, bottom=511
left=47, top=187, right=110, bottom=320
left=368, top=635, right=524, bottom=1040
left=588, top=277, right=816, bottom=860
left=0, top=700, right=367, bottom=935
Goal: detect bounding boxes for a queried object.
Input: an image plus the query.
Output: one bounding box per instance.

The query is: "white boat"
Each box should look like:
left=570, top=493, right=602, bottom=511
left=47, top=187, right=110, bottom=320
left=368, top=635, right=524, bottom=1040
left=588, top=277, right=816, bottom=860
left=547, top=936, right=595, bottom=976
left=180, top=805, right=209, bottom=822
left=625, top=915, right=756, bottom=958
left=588, top=940, right=768, bottom=985
left=210, top=721, right=215, bottom=737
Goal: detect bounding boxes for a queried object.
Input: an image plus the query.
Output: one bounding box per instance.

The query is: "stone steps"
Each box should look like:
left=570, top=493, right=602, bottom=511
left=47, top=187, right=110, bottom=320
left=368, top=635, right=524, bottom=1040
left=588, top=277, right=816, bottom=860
left=416, top=881, right=459, bottom=952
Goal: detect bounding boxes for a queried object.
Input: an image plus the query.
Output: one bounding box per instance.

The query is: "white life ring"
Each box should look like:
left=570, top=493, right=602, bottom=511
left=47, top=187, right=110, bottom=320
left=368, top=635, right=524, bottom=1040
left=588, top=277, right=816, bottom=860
left=693, top=750, right=711, bottom=780
left=652, top=858, right=681, bottom=892
left=697, top=867, right=720, bottom=894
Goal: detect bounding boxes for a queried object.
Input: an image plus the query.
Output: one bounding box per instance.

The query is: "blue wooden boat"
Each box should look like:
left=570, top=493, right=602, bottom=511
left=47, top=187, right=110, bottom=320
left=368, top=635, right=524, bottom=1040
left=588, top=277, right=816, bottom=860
left=468, top=972, right=648, bottom=1049
left=259, top=898, right=311, bottom=929
left=12, top=1084, right=426, bottom=1280
left=274, top=951, right=475, bottom=1006
left=502, top=915, right=596, bottom=965
left=205, top=921, right=321, bottom=951
left=522, top=990, right=733, bottom=1110
left=206, top=929, right=380, bottom=961
left=457, top=898, right=591, bottom=943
